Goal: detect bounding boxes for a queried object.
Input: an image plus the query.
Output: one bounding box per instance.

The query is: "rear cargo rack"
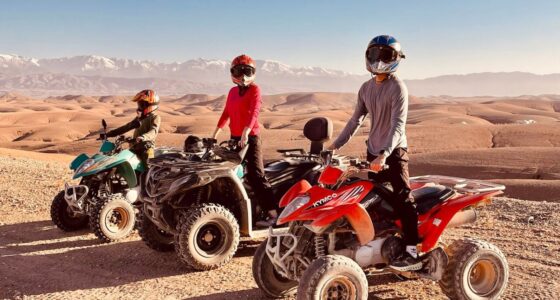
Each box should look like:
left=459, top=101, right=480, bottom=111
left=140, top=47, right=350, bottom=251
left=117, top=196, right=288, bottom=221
left=410, top=175, right=505, bottom=193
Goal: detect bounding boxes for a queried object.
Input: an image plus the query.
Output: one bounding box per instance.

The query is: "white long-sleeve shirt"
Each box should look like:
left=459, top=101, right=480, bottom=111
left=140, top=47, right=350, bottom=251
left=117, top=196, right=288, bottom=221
left=333, top=75, right=408, bottom=156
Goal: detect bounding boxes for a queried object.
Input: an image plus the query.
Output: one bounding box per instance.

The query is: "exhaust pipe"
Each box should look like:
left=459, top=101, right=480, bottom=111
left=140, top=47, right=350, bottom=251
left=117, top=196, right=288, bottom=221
left=447, top=208, right=477, bottom=228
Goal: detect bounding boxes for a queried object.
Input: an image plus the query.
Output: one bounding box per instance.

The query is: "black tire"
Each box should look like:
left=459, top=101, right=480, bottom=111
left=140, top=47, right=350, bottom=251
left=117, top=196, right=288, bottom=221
left=89, top=194, right=136, bottom=243
left=174, top=204, right=240, bottom=271
left=439, top=239, right=509, bottom=300
left=50, top=190, right=88, bottom=231
left=297, top=255, right=368, bottom=300
left=138, top=212, right=174, bottom=252
left=252, top=239, right=297, bottom=298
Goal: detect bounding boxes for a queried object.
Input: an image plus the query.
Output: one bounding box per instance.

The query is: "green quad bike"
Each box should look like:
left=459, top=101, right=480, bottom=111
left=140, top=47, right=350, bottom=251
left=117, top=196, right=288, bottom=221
left=50, top=119, right=171, bottom=242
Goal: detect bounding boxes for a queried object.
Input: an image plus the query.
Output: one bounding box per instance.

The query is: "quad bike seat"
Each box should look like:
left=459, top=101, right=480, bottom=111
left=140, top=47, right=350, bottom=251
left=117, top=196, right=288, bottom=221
left=412, top=185, right=455, bottom=214
left=303, top=117, right=333, bottom=155
left=265, top=159, right=318, bottom=173
left=277, top=117, right=334, bottom=155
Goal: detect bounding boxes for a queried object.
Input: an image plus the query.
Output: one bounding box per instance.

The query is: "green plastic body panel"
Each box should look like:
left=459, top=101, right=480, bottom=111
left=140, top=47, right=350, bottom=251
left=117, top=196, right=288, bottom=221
left=70, top=153, right=89, bottom=170
left=72, top=149, right=144, bottom=187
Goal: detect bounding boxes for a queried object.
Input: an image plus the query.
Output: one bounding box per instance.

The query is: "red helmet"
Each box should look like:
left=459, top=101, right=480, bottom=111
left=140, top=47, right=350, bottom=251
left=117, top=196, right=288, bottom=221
left=230, top=54, right=256, bottom=86
left=132, top=89, right=160, bottom=115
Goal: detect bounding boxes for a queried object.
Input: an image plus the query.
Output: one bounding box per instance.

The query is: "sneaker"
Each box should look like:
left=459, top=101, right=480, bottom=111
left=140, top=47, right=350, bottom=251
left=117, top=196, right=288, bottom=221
left=389, top=254, right=423, bottom=271
left=389, top=245, right=423, bottom=271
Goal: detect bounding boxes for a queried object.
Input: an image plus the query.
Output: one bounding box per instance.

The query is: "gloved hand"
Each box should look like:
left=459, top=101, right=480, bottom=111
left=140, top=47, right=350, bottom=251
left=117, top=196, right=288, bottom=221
left=98, top=133, right=107, bottom=140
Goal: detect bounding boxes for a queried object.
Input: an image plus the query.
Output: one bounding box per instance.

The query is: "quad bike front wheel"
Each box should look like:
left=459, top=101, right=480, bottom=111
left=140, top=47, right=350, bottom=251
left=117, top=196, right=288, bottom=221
left=175, top=204, right=240, bottom=271
left=439, top=239, right=509, bottom=300
left=252, top=238, right=297, bottom=298
left=297, top=255, right=368, bottom=300
left=137, top=211, right=174, bottom=252
left=89, top=194, right=136, bottom=243
left=50, top=190, right=89, bottom=231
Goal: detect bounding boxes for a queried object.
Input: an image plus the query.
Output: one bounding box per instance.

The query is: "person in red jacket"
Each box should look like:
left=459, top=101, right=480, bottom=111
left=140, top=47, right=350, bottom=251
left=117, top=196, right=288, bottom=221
left=212, top=54, right=277, bottom=227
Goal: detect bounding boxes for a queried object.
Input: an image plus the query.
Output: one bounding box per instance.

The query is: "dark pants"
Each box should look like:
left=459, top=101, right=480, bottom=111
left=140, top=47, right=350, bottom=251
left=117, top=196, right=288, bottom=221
left=232, top=135, right=275, bottom=212
left=367, top=148, right=419, bottom=245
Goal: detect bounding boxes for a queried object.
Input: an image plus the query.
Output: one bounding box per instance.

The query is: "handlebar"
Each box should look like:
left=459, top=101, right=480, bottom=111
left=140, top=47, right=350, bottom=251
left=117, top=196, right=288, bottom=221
left=348, top=158, right=388, bottom=174
left=207, top=139, right=249, bottom=163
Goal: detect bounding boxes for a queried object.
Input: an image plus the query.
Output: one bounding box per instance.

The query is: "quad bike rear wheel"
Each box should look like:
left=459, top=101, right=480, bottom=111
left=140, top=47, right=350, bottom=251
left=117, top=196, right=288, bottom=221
left=175, top=204, right=240, bottom=271
left=138, top=211, right=174, bottom=252
left=50, top=190, right=89, bottom=231
left=90, top=193, right=136, bottom=243
left=297, top=255, right=368, bottom=300
left=439, top=239, right=509, bottom=300
left=252, top=239, right=297, bottom=298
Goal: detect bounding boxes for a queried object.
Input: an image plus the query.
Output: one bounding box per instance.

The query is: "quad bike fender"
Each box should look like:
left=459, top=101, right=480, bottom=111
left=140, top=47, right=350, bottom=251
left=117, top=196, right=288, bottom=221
left=311, top=203, right=374, bottom=246
left=70, top=154, right=89, bottom=171
left=279, top=179, right=312, bottom=208
left=161, top=168, right=253, bottom=237
left=73, top=150, right=142, bottom=180
left=419, top=190, right=502, bottom=251
left=116, top=162, right=138, bottom=188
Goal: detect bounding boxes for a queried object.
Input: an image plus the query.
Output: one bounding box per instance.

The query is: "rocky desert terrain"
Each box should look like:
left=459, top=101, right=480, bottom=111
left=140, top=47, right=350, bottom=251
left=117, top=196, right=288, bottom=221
left=1, top=91, right=560, bottom=299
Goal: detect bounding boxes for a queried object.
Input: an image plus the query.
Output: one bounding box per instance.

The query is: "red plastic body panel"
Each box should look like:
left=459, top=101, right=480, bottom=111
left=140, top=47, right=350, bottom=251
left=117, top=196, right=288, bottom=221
left=418, top=190, right=502, bottom=250
left=278, top=181, right=374, bottom=224
left=279, top=179, right=312, bottom=208
left=280, top=170, right=503, bottom=252
left=318, top=165, right=344, bottom=185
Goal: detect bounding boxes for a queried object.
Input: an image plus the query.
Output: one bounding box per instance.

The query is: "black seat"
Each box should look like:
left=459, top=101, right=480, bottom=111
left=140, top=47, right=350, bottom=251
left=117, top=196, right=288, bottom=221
left=303, top=117, right=333, bottom=155
left=412, top=185, right=455, bottom=214
left=265, top=161, right=291, bottom=173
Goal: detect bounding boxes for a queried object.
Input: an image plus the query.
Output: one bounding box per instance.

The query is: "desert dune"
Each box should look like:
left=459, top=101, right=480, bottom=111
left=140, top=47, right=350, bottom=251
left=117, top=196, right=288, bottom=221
left=1, top=91, right=559, bottom=201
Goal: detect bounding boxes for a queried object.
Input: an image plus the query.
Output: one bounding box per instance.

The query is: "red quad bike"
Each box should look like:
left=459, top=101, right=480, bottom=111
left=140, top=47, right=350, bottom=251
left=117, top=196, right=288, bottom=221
left=252, top=151, right=509, bottom=300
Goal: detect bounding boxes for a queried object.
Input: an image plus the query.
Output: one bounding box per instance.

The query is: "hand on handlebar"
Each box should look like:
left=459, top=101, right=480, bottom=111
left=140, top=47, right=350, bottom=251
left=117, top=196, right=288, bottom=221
left=370, top=154, right=387, bottom=173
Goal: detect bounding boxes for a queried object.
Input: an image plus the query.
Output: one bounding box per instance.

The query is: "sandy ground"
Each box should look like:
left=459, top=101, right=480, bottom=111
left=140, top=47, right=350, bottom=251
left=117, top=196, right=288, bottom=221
left=1, top=93, right=559, bottom=299
left=0, top=150, right=559, bottom=299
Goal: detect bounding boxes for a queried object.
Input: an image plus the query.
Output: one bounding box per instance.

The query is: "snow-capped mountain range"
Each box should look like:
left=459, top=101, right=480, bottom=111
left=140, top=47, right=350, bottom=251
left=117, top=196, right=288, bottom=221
left=0, top=54, right=365, bottom=95
left=1, top=54, right=560, bottom=96
left=0, top=54, right=353, bottom=78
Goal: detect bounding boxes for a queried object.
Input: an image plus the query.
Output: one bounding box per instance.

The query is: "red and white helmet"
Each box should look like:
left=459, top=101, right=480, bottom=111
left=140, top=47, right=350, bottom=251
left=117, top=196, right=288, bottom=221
left=230, top=54, right=256, bottom=86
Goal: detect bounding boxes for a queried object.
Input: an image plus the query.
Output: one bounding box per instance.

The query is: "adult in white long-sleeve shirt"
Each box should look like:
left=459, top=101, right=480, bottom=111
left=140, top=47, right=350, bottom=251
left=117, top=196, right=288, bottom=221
left=328, top=35, right=421, bottom=272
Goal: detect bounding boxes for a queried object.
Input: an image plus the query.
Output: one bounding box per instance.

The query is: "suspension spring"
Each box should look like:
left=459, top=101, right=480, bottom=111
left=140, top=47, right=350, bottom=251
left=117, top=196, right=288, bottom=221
left=314, top=235, right=326, bottom=258
left=98, top=184, right=109, bottom=199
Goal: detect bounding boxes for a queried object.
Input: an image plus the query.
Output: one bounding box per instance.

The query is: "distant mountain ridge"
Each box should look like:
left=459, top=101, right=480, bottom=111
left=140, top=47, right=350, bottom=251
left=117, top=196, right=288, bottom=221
left=1, top=54, right=559, bottom=96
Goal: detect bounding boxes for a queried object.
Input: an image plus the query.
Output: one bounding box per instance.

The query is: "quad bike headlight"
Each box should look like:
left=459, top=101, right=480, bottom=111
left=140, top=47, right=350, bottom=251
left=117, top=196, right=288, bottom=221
left=76, top=159, right=95, bottom=174
left=278, top=195, right=310, bottom=224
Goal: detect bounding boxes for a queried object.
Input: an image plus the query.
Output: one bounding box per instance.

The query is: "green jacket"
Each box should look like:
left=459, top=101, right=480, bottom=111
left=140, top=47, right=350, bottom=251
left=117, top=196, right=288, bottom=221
left=107, top=113, right=161, bottom=148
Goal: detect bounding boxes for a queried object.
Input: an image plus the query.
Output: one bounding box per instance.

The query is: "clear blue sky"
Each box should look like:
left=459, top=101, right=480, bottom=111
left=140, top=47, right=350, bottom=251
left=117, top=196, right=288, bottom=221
left=1, top=0, right=558, bottom=79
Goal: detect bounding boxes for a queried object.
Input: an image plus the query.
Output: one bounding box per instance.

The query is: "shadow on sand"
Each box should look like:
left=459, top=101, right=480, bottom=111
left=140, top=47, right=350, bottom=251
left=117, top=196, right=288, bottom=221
left=0, top=220, right=261, bottom=298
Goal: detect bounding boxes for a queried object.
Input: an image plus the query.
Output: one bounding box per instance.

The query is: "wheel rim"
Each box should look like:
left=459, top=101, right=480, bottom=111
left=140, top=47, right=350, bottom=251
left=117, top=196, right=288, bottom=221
left=468, top=259, right=499, bottom=296
left=321, top=275, right=357, bottom=300
left=105, top=207, right=130, bottom=233
left=195, top=222, right=226, bottom=256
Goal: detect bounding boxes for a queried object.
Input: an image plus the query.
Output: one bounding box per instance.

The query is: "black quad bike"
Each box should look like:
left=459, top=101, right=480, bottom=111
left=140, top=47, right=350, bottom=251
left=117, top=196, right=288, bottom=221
left=138, top=117, right=341, bottom=270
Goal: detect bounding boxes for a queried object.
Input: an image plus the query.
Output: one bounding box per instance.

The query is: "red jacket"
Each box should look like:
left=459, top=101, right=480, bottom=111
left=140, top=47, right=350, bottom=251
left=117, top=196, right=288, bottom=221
left=217, top=84, right=261, bottom=136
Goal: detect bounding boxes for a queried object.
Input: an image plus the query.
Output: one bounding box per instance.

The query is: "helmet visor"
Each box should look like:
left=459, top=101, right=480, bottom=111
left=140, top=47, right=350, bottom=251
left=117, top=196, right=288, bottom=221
left=366, top=46, right=398, bottom=64
left=231, top=65, right=255, bottom=78
left=137, top=101, right=150, bottom=111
